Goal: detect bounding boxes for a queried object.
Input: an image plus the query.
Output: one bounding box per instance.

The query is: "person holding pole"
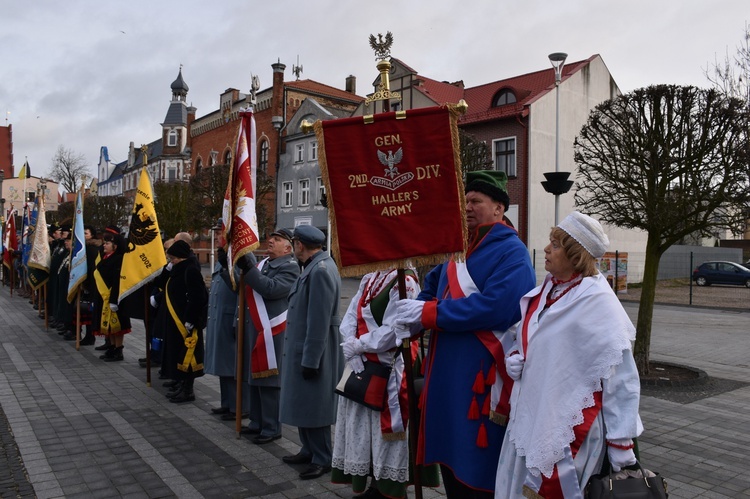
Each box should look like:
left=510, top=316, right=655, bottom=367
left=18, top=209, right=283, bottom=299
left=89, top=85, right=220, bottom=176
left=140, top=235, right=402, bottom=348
left=279, top=225, right=342, bottom=480
left=234, top=227, right=299, bottom=443
left=331, top=268, right=427, bottom=499
left=393, top=171, right=535, bottom=498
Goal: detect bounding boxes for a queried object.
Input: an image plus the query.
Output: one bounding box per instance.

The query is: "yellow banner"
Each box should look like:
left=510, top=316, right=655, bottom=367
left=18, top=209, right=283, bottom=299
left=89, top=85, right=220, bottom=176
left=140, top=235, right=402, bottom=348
left=118, top=168, right=167, bottom=301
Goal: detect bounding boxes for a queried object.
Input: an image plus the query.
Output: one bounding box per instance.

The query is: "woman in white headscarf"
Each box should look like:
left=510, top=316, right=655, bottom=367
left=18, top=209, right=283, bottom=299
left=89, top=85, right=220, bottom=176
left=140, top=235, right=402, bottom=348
left=495, top=211, right=642, bottom=499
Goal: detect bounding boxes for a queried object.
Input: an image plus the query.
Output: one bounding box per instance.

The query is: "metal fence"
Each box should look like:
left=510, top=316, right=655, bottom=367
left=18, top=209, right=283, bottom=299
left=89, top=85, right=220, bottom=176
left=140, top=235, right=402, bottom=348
left=529, top=245, right=749, bottom=310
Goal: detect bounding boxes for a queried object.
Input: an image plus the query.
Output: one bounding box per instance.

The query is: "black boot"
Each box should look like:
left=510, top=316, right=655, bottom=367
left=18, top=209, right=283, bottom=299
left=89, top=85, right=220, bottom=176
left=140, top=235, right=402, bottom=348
left=170, top=377, right=195, bottom=403
left=103, top=346, right=124, bottom=362
left=94, top=337, right=111, bottom=351
left=166, top=381, right=184, bottom=398
left=80, top=333, right=95, bottom=346
left=99, top=345, right=116, bottom=360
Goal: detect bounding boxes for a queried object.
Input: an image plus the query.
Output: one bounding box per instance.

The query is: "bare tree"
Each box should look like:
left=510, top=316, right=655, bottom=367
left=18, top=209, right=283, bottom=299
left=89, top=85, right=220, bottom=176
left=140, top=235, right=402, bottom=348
left=574, top=85, right=750, bottom=374
left=187, top=164, right=230, bottom=231
left=154, top=180, right=191, bottom=237
left=49, top=145, right=90, bottom=193
left=704, top=22, right=750, bottom=103
left=459, top=129, right=493, bottom=174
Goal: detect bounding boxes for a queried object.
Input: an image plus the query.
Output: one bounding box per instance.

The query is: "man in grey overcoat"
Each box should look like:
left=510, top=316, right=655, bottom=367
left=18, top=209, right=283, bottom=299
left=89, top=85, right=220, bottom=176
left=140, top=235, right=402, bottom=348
left=203, top=247, right=248, bottom=418
left=279, top=225, right=342, bottom=480
left=235, top=228, right=300, bottom=444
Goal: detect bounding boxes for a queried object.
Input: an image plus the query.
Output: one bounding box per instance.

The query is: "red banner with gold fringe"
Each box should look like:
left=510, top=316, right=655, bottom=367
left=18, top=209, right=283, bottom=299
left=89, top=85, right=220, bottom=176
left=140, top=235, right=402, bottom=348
left=314, top=105, right=466, bottom=276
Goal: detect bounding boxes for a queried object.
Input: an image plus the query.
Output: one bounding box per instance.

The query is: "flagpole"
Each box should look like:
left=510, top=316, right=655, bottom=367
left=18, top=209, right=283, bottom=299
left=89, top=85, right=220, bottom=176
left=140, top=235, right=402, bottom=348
left=235, top=271, right=246, bottom=438
left=75, top=289, right=81, bottom=351
left=145, top=283, right=151, bottom=387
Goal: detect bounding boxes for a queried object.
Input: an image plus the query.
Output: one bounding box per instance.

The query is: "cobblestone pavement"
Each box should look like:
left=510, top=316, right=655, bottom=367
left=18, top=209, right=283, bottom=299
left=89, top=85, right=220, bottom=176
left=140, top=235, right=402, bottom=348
left=0, top=280, right=749, bottom=498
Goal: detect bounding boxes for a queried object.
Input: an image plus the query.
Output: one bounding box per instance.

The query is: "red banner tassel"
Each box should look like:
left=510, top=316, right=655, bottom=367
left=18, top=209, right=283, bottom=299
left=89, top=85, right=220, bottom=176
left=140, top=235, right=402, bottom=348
left=468, top=396, right=480, bottom=420
left=485, top=364, right=496, bottom=386
left=476, top=422, right=489, bottom=448
left=482, top=393, right=491, bottom=416
left=473, top=369, right=485, bottom=394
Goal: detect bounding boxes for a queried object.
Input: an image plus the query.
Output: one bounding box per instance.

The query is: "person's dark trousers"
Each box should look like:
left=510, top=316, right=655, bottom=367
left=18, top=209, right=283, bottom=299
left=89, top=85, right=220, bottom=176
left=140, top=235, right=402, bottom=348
left=440, top=465, right=493, bottom=499
left=298, top=426, right=332, bottom=467
left=250, top=386, right=280, bottom=437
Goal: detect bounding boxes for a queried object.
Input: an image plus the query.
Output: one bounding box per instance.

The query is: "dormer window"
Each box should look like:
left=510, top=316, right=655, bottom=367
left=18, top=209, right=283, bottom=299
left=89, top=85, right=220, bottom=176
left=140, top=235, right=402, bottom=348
left=493, top=88, right=517, bottom=107
left=168, top=129, right=178, bottom=147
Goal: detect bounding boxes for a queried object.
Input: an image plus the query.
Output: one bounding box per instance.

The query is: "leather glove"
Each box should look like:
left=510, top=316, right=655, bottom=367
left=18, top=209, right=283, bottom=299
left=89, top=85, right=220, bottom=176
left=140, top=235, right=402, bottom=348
left=505, top=353, right=525, bottom=381
left=109, top=303, right=118, bottom=312
left=236, top=255, right=251, bottom=272
left=217, top=247, right=228, bottom=268
left=149, top=295, right=158, bottom=308
left=166, top=262, right=173, bottom=271
left=393, top=299, right=425, bottom=326
left=347, top=355, right=365, bottom=374
left=341, top=337, right=364, bottom=359
left=607, top=439, right=637, bottom=472
left=302, top=367, right=319, bottom=380
left=184, top=322, right=194, bottom=331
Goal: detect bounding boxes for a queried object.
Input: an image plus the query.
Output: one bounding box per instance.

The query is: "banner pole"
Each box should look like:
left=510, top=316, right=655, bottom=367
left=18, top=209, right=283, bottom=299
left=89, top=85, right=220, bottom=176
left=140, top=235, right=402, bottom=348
left=235, top=270, right=246, bottom=438
left=145, top=283, right=151, bottom=387
left=398, top=269, right=423, bottom=499
left=75, top=289, right=81, bottom=351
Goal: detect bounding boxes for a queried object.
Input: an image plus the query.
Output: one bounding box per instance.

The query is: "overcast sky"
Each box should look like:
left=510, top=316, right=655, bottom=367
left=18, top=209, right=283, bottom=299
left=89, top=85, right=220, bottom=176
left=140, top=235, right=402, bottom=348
left=1, top=0, right=747, bottom=187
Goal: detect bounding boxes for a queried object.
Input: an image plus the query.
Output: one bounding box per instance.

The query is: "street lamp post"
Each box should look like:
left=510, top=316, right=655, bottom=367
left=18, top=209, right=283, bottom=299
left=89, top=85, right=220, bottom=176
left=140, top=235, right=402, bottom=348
left=541, top=52, right=573, bottom=225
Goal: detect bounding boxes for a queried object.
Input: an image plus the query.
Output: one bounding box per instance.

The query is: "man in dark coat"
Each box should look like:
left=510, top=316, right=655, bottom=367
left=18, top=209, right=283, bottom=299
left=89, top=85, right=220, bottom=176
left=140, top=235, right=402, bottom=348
left=235, top=228, right=300, bottom=443
left=279, top=225, right=342, bottom=480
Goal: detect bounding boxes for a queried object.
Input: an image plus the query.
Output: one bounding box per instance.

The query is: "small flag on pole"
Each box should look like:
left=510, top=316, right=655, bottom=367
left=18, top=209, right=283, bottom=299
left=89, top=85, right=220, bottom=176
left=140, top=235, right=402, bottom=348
left=2, top=208, right=18, bottom=271
left=18, top=160, right=30, bottom=180
left=67, top=189, right=87, bottom=303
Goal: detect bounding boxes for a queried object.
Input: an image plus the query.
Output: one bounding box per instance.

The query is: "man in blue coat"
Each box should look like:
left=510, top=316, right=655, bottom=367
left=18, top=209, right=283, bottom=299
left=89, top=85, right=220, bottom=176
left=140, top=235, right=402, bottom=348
left=394, top=170, right=536, bottom=498
left=279, top=225, right=342, bottom=480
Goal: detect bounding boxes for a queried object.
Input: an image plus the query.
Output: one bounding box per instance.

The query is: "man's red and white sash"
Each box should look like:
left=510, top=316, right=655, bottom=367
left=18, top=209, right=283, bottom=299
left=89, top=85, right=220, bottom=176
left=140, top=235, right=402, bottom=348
left=446, top=259, right=514, bottom=426
left=246, top=258, right=287, bottom=378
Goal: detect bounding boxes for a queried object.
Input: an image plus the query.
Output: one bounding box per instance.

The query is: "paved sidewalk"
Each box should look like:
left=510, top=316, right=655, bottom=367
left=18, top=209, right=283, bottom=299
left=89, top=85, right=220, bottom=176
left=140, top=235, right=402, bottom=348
left=0, top=282, right=749, bottom=498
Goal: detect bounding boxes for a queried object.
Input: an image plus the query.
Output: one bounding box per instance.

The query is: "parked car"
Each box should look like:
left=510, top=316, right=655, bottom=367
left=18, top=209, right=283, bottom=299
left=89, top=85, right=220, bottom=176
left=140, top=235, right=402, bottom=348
left=692, top=261, right=750, bottom=287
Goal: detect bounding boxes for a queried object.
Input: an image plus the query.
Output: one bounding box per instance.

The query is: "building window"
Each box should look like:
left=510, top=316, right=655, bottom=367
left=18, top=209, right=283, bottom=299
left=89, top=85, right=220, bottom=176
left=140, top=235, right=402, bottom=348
left=168, top=129, right=178, bottom=146
left=259, top=140, right=269, bottom=172
left=223, top=150, right=232, bottom=166
left=493, top=88, right=517, bottom=107
left=168, top=168, right=177, bottom=182
left=299, top=179, right=310, bottom=206
left=309, top=141, right=318, bottom=161
left=295, top=143, right=304, bottom=163
left=316, top=177, right=325, bottom=205
left=282, top=182, right=293, bottom=207
left=493, top=137, right=516, bottom=177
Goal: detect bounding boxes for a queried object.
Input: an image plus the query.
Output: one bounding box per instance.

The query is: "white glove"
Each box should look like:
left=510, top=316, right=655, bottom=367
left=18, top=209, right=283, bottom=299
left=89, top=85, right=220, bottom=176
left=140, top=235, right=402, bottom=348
left=184, top=322, right=194, bottom=331
left=393, top=324, right=414, bottom=347
left=109, top=303, right=118, bottom=312
left=341, top=337, right=364, bottom=360
left=150, top=296, right=158, bottom=308
left=505, top=353, right=525, bottom=381
left=607, top=439, right=636, bottom=472
left=394, top=299, right=425, bottom=326
left=347, top=355, right=365, bottom=374
left=166, top=262, right=173, bottom=271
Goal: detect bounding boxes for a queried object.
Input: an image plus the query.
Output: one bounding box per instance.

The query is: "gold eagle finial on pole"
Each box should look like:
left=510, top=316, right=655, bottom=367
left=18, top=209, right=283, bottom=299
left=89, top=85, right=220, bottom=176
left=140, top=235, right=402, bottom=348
left=369, top=31, right=394, bottom=61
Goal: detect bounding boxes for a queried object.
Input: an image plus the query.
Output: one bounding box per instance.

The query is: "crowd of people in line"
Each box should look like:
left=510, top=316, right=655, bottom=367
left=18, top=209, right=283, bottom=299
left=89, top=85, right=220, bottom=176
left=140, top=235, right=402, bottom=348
left=2, top=169, right=643, bottom=498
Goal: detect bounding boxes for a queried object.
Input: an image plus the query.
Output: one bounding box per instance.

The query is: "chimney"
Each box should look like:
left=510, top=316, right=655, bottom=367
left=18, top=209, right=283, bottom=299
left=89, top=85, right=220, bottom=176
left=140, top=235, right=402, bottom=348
left=345, top=75, right=357, bottom=95
left=271, top=60, right=286, bottom=131
left=186, top=105, right=197, bottom=149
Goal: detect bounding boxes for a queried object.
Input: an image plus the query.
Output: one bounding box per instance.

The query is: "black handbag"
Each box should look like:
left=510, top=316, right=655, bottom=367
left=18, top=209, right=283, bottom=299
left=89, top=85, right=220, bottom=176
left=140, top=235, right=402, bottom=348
left=335, top=358, right=392, bottom=411
left=585, top=460, right=668, bottom=499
